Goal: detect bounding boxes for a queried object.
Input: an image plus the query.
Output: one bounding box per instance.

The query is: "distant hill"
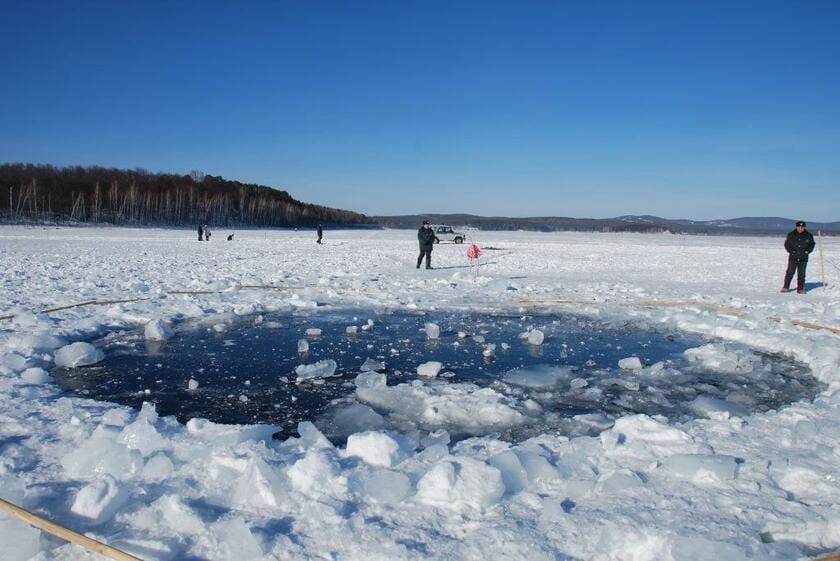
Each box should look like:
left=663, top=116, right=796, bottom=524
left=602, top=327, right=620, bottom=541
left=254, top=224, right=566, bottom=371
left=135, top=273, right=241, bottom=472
left=373, top=214, right=840, bottom=235
left=0, top=163, right=373, bottom=228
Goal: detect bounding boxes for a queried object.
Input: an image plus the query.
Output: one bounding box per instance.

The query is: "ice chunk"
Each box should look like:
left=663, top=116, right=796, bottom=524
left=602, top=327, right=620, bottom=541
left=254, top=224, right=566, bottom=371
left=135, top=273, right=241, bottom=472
left=118, top=417, right=168, bottom=457
left=297, top=339, right=309, bottom=353
left=8, top=333, right=67, bottom=353
left=570, top=377, right=588, bottom=389
left=487, top=449, right=563, bottom=491
left=137, top=401, right=159, bottom=423
left=0, top=353, right=27, bottom=372
left=482, top=343, right=496, bottom=357
left=128, top=495, right=206, bottom=536
left=232, top=458, right=287, bottom=511
left=20, top=367, right=52, bottom=385
left=188, top=378, right=199, bottom=390
left=488, top=450, right=529, bottom=494
left=54, top=342, right=105, bottom=367
left=70, top=475, right=129, bottom=524
left=618, top=356, right=643, bottom=369
left=601, top=415, right=710, bottom=464
left=61, top=434, right=143, bottom=478
left=417, top=361, right=443, bottom=377
left=101, top=408, right=131, bottom=427
left=111, top=538, right=176, bottom=561
left=295, top=359, right=338, bottom=381
left=346, top=325, right=358, bottom=334
left=144, top=319, right=174, bottom=341
left=345, top=431, right=409, bottom=467
left=526, top=329, right=545, bottom=345
left=658, top=454, right=737, bottom=483
left=424, top=322, right=440, bottom=339
left=416, top=457, right=505, bottom=511
left=356, top=374, right=523, bottom=435
left=286, top=447, right=345, bottom=497
left=351, top=468, right=413, bottom=505
left=684, top=343, right=759, bottom=373
left=503, top=365, right=574, bottom=388
left=212, top=323, right=227, bottom=333
left=320, top=403, right=385, bottom=438
left=596, top=469, right=645, bottom=494
left=687, top=396, right=750, bottom=419
left=297, top=421, right=334, bottom=450
left=142, top=453, right=175, bottom=481
left=360, top=357, right=386, bottom=372
left=355, top=371, right=387, bottom=392
left=305, top=327, right=322, bottom=337
left=203, top=517, right=264, bottom=561
left=573, top=413, right=615, bottom=431
left=233, top=303, right=256, bottom=316
left=185, top=418, right=278, bottom=445
left=516, top=450, right=563, bottom=483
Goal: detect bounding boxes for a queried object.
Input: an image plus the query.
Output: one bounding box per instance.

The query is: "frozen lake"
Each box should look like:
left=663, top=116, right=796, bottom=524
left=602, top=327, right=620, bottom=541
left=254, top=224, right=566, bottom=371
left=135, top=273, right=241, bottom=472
left=4, top=226, right=840, bottom=561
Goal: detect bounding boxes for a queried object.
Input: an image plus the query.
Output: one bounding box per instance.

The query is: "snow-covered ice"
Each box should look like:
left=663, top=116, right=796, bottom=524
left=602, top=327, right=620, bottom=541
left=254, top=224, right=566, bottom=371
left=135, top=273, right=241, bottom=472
left=1, top=226, right=840, bottom=561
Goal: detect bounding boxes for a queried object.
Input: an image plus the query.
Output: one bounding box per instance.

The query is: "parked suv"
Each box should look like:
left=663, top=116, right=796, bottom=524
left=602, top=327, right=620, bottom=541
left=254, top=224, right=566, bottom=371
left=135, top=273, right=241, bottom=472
left=431, top=224, right=466, bottom=244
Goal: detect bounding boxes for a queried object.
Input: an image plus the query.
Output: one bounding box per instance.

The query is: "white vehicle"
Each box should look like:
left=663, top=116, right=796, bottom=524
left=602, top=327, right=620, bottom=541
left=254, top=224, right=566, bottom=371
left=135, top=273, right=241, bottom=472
left=431, top=224, right=467, bottom=244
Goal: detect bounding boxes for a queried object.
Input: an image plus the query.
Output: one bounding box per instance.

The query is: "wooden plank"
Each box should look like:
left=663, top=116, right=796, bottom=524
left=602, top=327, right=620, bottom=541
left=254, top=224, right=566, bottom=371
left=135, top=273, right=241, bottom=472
left=0, top=498, right=143, bottom=561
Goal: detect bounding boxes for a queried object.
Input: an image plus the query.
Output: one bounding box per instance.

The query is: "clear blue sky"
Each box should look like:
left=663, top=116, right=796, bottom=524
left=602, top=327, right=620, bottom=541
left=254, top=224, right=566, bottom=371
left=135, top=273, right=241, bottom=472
left=1, top=0, right=838, bottom=220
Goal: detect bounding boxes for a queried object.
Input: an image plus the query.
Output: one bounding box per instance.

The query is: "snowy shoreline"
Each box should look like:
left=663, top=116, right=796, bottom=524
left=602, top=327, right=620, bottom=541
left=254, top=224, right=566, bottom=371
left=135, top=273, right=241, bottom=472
left=2, top=225, right=839, bottom=561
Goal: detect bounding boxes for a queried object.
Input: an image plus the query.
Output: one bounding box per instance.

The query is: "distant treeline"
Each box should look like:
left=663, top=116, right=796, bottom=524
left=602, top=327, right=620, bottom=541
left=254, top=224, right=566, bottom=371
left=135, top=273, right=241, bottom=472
left=0, top=163, right=372, bottom=227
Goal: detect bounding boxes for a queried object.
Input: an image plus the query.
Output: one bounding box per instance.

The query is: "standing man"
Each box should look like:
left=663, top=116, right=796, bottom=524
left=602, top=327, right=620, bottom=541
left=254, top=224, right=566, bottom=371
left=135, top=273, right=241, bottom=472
left=417, top=220, right=438, bottom=269
left=198, top=223, right=204, bottom=241
left=317, top=224, right=323, bottom=244
left=782, top=220, right=816, bottom=294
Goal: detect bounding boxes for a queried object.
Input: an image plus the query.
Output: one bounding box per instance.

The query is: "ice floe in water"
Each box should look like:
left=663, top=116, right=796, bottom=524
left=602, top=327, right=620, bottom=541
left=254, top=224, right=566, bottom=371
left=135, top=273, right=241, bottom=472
left=52, top=308, right=820, bottom=443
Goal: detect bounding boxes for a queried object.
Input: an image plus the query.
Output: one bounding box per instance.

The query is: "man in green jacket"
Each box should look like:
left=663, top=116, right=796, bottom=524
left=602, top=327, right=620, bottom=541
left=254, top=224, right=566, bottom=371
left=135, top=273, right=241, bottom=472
left=417, top=220, right=438, bottom=269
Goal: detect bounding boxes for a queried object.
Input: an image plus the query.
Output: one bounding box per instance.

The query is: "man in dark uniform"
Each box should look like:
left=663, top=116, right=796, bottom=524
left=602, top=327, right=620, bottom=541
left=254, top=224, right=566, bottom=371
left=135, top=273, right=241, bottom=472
left=417, top=220, right=438, bottom=269
left=198, top=223, right=204, bottom=241
left=317, top=224, right=323, bottom=244
left=782, top=220, right=816, bottom=294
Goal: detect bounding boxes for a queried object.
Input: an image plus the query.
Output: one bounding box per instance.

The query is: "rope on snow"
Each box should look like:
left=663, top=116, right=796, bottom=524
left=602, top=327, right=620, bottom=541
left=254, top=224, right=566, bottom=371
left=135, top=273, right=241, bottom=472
left=516, top=297, right=840, bottom=336
left=0, top=284, right=373, bottom=321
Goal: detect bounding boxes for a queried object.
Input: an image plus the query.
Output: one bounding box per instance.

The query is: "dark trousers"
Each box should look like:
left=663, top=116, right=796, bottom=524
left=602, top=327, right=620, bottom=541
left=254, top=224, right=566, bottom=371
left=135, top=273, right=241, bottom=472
left=417, top=247, right=432, bottom=268
left=198, top=232, right=203, bottom=241
left=784, top=256, right=808, bottom=290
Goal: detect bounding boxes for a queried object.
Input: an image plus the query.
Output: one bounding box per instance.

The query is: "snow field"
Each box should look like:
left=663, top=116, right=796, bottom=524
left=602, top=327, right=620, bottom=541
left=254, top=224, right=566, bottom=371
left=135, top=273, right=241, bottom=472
left=1, top=226, right=840, bottom=561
